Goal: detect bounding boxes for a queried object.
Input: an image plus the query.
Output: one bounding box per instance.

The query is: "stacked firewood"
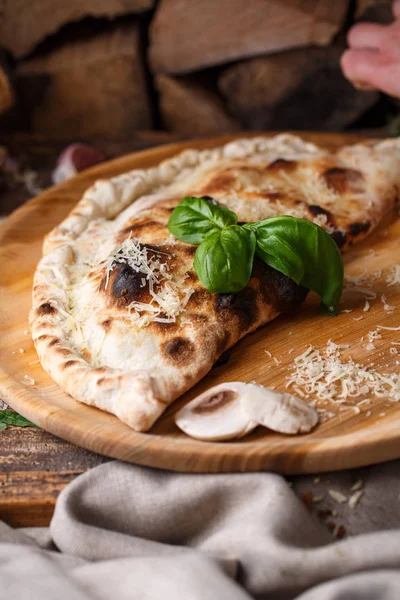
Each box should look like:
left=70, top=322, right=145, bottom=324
left=0, top=0, right=395, bottom=140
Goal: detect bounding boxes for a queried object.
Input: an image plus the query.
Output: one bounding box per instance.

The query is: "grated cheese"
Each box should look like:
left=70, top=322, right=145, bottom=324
left=312, top=495, right=324, bottom=503
left=286, top=341, right=400, bottom=406
left=381, top=294, right=396, bottom=312
left=357, top=399, right=371, bottom=406
left=329, top=490, right=348, bottom=503
left=367, top=329, right=382, bottom=343
left=386, top=265, right=400, bottom=287
left=371, top=269, right=383, bottom=281
left=313, top=214, right=328, bottom=227
left=106, top=237, right=170, bottom=289
left=180, top=316, right=195, bottom=331
left=349, top=490, right=364, bottom=509
left=105, top=238, right=192, bottom=327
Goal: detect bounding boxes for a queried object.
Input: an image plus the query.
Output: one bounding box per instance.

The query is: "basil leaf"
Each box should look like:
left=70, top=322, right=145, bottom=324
left=0, top=409, right=38, bottom=429
left=168, top=196, right=237, bottom=244
left=194, top=226, right=256, bottom=293
left=248, top=216, right=343, bottom=315
left=246, top=228, right=305, bottom=285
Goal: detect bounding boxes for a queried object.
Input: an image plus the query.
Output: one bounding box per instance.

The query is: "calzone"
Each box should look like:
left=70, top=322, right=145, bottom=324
left=30, top=135, right=400, bottom=431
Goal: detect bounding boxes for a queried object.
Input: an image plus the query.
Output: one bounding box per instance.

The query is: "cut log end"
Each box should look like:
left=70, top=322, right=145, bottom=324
left=156, top=74, right=240, bottom=137
left=0, top=0, right=156, bottom=59
left=149, top=0, right=350, bottom=74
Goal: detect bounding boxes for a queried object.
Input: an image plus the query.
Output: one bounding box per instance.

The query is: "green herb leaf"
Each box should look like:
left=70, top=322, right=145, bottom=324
left=247, top=216, right=344, bottom=315
left=168, top=196, right=237, bottom=244
left=0, top=409, right=38, bottom=429
left=194, top=226, right=256, bottom=293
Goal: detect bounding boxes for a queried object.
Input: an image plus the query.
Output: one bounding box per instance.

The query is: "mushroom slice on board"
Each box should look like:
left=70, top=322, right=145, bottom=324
left=175, top=382, right=258, bottom=441
left=240, top=385, right=318, bottom=434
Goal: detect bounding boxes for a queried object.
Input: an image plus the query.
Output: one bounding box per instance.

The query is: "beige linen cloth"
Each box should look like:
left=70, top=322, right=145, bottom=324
left=1, top=460, right=400, bottom=599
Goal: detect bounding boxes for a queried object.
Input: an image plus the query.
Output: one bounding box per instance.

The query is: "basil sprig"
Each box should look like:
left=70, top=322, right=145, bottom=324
left=168, top=197, right=344, bottom=315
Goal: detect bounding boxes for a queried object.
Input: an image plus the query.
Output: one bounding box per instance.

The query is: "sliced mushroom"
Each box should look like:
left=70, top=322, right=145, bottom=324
left=175, top=382, right=319, bottom=441
left=240, top=385, right=318, bottom=434
left=175, top=382, right=258, bottom=441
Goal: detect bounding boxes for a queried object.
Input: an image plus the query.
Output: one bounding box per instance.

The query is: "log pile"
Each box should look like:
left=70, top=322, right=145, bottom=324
left=0, top=0, right=395, bottom=140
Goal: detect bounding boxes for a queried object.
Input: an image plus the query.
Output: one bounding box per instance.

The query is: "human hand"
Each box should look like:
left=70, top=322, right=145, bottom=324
left=341, top=0, right=400, bottom=98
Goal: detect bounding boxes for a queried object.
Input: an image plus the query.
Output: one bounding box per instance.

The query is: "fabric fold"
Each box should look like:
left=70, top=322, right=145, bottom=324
left=1, top=461, right=400, bottom=599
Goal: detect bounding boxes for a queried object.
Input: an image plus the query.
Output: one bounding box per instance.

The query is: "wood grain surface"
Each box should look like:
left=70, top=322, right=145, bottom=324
left=0, top=132, right=399, bottom=475
left=0, top=427, right=108, bottom=527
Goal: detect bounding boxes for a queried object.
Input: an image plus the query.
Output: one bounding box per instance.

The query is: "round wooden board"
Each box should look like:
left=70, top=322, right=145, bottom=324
left=1, top=132, right=400, bottom=474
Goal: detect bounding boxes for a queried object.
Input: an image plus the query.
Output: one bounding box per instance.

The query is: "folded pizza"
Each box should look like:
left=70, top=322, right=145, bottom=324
left=30, top=135, right=400, bottom=431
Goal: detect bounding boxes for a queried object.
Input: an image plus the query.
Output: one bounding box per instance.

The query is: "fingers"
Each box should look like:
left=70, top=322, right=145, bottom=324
left=341, top=48, right=379, bottom=90
left=341, top=47, right=400, bottom=97
left=342, top=2, right=400, bottom=96
left=393, top=0, right=400, bottom=20
left=347, top=20, right=400, bottom=54
left=347, top=22, right=388, bottom=49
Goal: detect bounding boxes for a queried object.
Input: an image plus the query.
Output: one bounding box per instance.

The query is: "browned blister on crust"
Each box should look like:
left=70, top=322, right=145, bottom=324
left=30, top=135, right=400, bottom=431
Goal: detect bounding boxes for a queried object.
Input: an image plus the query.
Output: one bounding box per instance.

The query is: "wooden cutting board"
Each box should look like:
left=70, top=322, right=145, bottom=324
left=1, top=132, right=399, bottom=474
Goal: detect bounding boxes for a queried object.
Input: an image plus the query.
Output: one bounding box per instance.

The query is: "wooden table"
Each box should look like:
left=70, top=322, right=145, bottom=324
left=0, top=427, right=108, bottom=526
left=0, top=132, right=182, bottom=527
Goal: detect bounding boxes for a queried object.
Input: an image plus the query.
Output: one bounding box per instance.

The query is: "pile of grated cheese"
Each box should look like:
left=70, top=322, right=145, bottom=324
left=287, top=340, right=400, bottom=405
left=106, top=238, right=192, bottom=327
